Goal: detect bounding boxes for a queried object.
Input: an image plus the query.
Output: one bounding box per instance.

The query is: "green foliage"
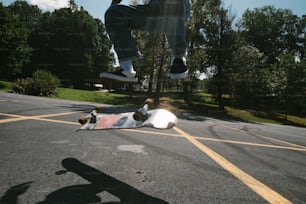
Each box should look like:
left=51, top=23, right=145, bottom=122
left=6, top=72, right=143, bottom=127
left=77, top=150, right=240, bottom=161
left=36, top=7, right=112, bottom=88
left=241, top=6, right=300, bottom=64
left=189, top=0, right=235, bottom=109
left=2, top=1, right=112, bottom=88
left=230, top=44, right=266, bottom=105
left=0, top=3, right=32, bottom=80
left=267, top=51, right=306, bottom=114
left=13, top=70, right=60, bottom=96
left=0, top=81, right=13, bottom=91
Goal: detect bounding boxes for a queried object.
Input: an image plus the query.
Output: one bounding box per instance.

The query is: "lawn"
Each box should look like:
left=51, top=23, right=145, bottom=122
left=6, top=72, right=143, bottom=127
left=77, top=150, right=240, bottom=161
left=0, top=81, right=13, bottom=91
left=54, top=88, right=134, bottom=106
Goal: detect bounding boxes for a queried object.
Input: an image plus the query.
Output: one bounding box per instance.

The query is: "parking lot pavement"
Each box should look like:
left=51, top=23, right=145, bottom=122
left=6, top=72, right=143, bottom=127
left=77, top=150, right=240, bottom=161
left=1, top=92, right=305, bottom=203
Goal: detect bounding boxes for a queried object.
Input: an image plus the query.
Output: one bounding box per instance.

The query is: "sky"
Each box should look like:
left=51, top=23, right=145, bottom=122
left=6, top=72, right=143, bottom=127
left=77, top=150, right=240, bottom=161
left=1, top=0, right=306, bottom=22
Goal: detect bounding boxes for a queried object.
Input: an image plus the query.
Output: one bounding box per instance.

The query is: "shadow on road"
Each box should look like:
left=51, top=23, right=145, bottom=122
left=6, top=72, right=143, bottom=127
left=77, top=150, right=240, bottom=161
left=0, top=182, right=34, bottom=204
left=0, top=158, right=168, bottom=204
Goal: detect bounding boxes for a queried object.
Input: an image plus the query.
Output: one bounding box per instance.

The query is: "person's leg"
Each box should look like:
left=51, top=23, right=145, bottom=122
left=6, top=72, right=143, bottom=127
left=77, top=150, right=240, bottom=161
left=102, top=0, right=190, bottom=81
left=101, top=3, right=160, bottom=82
left=105, top=5, right=141, bottom=59
left=102, top=5, right=140, bottom=81
left=166, top=22, right=188, bottom=79
left=166, top=0, right=190, bottom=79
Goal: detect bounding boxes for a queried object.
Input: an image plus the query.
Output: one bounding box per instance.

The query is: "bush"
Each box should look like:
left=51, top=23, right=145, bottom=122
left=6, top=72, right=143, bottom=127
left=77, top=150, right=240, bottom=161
left=13, top=70, right=60, bottom=96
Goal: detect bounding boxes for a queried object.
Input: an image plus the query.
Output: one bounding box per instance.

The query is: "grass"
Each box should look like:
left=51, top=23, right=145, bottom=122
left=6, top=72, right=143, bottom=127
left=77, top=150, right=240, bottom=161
left=1, top=81, right=305, bottom=127
left=54, top=88, right=134, bottom=106
left=0, top=81, right=13, bottom=91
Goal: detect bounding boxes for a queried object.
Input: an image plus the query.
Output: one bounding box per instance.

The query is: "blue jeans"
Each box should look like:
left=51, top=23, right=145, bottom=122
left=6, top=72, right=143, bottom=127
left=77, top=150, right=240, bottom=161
left=105, top=0, right=190, bottom=61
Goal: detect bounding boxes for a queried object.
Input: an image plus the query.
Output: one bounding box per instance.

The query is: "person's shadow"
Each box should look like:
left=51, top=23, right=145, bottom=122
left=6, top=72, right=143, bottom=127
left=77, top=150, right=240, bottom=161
left=0, top=158, right=169, bottom=204
left=0, top=182, right=34, bottom=204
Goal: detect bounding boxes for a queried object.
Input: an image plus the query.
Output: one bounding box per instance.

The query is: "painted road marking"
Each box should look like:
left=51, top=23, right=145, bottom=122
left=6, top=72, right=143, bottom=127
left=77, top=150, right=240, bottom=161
left=123, top=129, right=306, bottom=152
left=251, top=133, right=306, bottom=149
left=209, top=123, right=306, bottom=149
left=1, top=112, right=304, bottom=152
left=0, top=112, right=80, bottom=124
left=173, top=126, right=292, bottom=204
left=0, top=110, right=298, bottom=202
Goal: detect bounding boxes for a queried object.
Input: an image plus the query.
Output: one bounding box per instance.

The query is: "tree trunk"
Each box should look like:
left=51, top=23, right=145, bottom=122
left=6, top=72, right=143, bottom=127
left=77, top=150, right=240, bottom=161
left=154, top=35, right=167, bottom=105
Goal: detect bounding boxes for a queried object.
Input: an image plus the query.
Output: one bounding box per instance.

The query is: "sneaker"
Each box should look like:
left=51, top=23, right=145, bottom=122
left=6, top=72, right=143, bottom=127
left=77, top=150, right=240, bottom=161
left=99, top=69, right=138, bottom=83
left=169, top=58, right=189, bottom=79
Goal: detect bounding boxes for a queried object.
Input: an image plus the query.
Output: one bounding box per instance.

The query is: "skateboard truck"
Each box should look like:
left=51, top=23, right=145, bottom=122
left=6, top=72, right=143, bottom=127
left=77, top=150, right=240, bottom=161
left=89, top=111, right=97, bottom=123
left=133, top=98, right=153, bottom=121
left=79, top=110, right=98, bottom=125
left=133, top=105, right=149, bottom=121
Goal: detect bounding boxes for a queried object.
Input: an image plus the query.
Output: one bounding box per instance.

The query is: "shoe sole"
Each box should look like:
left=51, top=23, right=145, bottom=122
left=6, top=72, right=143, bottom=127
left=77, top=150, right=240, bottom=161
left=99, top=72, right=138, bottom=83
left=169, top=71, right=189, bottom=80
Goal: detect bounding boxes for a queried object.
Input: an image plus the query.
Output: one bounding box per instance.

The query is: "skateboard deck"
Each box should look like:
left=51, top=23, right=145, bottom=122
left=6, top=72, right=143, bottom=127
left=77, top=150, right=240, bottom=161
left=78, top=99, right=177, bottom=130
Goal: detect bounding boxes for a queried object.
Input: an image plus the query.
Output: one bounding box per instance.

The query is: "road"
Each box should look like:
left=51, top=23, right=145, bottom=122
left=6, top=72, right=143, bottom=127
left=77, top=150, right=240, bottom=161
left=0, top=92, right=305, bottom=204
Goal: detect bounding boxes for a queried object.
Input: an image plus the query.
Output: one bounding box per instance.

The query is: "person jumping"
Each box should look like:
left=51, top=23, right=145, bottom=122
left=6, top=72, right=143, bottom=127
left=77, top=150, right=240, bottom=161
left=100, top=0, right=190, bottom=82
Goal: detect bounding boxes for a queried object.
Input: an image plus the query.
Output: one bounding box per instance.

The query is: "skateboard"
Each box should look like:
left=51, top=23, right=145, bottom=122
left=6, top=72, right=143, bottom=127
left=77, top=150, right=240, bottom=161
left=78, top=99, right=177, bottom=130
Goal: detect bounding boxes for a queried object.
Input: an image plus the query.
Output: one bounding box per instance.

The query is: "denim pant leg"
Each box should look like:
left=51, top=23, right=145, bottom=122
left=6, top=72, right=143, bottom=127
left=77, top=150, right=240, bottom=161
left=105, top=5, right=143, bottom=61
left=165, top=0, right=190, bottom=58
left=105, top=0, right=190, bottom=61
left=143, top=0, right=190, bottom=59
left=165, top=17, right=188, bottom=58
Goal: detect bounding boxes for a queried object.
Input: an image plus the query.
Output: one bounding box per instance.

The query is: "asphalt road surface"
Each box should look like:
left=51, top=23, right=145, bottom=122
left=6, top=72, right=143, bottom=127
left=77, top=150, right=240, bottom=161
left=0, top=92, right=305, bottom=204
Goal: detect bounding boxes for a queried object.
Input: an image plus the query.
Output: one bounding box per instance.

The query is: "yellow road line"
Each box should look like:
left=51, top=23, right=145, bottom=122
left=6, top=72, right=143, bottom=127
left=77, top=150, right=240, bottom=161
left=173, top=126, right=292, bottom=204
left=1, top=111, right=304, bottom=152
left=124, top=129, right=181, bottom=137
left=29, top=117, right=79, bottom=125
left=0, top=117, right=32, bottom=124
left=123, top=129, right=306, bottom=152
left=254, top=134, right=306, bottom=149
left=214, top=123, right=306, bottom=149
left=0, top=111, right=79, bottom=118
left=0, top=112, right=80, bottom=124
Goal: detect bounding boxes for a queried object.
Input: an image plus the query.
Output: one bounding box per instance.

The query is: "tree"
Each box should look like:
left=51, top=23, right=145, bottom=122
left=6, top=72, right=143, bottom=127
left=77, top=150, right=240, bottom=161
left=298, top=15, right=306, bottom=58
left=230, top=44, right=265, bottom=106
left=186, top=12, right=208, bottom=78
left=241, top=6, right=300, bottom=64
left=28, top=5, right=112, bottom=88
left=0, top=3, right=31, bottom=80
left=7, top=0, right=41, bottom=30
left=190, top=0, right=235, bottom=109
left=2, top=0, right=112, bottom=88
left=239, top=6, right=306, bottom=111
left=267, top=51, right=306, bottom=116
left=7, top=1, right=43, bottom=77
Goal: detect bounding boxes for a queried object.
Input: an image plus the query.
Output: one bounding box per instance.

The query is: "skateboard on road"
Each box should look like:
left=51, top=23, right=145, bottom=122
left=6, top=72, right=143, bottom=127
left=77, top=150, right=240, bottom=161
left=78, top=99, right=177, bottom=130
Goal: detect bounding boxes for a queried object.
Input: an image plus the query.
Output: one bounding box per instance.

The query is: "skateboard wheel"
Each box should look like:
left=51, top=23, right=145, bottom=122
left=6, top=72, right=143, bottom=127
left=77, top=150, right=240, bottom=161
left=133, top=112, right=143, bottom=121
left=90, top=111, right=97, bottom=123
left=145, top=98, right=154, bottom=105
left=79, top=116, right=88, bottom=125
left=95, top=105, right=103, bottom=113
left=144, top=98, right=154, bottom=109
left=133, top=108, right=149, bottom=121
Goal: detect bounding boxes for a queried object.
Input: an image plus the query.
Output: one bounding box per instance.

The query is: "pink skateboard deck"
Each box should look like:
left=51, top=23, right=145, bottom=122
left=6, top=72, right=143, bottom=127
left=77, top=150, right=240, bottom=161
left=78, top=109, right=177, bottom=130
